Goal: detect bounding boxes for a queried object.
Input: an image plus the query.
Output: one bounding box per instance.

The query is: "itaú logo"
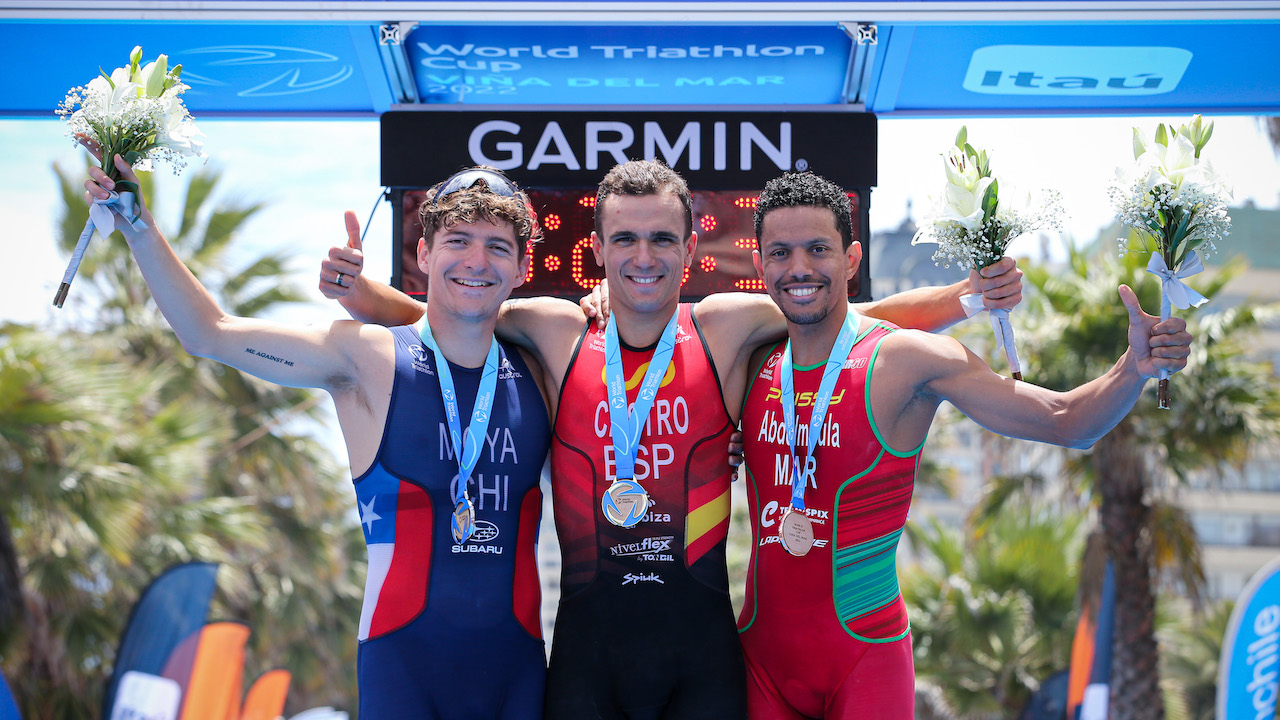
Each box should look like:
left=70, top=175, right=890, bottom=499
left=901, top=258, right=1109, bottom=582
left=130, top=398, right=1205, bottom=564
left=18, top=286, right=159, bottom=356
left=468, top=120, right=791, bottom=172
left=963, top=45, right=1192, bottom=96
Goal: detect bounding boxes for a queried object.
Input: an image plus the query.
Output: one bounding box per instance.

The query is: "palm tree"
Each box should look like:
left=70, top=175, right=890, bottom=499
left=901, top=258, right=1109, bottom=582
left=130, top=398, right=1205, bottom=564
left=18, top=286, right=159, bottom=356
left=0, top=162, right=364, bottom=715
left=0, top=325, right=269, bottom=718
left=1159, top=598, right=1234, bottom=720
left=972, top=245, right=1280, bottom=720
left=902, top=498, right=1084, bottom=718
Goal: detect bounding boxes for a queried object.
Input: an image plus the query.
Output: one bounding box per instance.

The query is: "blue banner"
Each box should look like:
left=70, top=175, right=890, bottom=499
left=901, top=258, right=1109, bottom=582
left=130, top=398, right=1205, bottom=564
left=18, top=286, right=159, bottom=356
left=0, top=669, right=17, bottom=720
left=0, top=22, right=387, bottom=117
left=405, top=25, right=851, bottom=105
left=1219, top=557, right=1280, bottom=720
left=874, top=22, right=1280, bottom=115
left=102, top=562, right=219, bottom=719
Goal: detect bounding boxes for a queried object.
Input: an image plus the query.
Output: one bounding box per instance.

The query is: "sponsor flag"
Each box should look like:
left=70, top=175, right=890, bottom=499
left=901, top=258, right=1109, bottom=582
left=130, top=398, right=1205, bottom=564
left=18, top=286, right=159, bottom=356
left=173, top=621, right=251, bottom=720
left=240, top=669, right=291, bottom=720
left=1068, top=560, right=1115, bottom=720
left=287, top=709, right=348, bottom=720
left=1218, top=556, right=1280, bottom=720
left=0, top=668, right=18, bottom=720
left=102, top=562, right=219, bottom=718
left=1018, top=668, right=1070, bottom=720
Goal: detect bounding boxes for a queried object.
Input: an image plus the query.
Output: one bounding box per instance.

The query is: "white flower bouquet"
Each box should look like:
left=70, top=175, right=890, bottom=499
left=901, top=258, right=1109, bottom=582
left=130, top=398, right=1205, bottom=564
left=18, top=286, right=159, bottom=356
left=53, top=45, right=206, bottom=308
left=913, top=127, right=1064, bottom=380
left=1109, top=114, right=1230, bottom=408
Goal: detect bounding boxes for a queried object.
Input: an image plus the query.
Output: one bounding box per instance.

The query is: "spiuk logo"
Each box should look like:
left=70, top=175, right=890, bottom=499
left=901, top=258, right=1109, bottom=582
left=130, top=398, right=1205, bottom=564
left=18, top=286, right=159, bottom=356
left=622, top=572, right=664, bottom=585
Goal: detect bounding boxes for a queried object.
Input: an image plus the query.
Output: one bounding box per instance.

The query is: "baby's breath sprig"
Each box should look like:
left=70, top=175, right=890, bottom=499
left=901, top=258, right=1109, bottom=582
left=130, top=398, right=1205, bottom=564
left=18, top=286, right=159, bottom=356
left=53, top=46, right=207, bottom=308
left=912, top=127, right=1065, bottom=381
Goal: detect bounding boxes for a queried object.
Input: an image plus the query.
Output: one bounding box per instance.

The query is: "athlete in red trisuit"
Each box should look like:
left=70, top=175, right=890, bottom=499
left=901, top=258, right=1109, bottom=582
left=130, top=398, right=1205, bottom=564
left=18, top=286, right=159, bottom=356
left=736, top=172, right=1193, bottom=720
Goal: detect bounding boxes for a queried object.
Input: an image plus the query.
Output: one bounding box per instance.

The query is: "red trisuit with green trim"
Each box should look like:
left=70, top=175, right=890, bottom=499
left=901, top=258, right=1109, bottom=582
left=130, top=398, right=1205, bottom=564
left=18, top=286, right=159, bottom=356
left=738, top=320, right=919, bottom=719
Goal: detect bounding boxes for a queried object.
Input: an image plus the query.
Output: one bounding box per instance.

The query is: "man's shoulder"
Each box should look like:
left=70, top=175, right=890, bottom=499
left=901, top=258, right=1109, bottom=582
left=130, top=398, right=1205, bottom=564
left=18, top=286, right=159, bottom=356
left=692, top=292, right=774, bottom=320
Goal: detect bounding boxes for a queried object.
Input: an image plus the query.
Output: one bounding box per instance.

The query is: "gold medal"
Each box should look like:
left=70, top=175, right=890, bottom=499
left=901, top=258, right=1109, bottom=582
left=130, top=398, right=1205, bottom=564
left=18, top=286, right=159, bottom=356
left=451, top=498, right=475, bottom=544
left=602, top=478, right=649, bottom=528
left=778, top=507, right=815, bottom=557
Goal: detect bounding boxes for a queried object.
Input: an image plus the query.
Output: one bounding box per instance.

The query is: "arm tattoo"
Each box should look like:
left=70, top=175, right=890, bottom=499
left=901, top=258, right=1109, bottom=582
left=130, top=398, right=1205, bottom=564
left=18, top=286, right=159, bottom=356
left=245, top=347, right=295, bottom=367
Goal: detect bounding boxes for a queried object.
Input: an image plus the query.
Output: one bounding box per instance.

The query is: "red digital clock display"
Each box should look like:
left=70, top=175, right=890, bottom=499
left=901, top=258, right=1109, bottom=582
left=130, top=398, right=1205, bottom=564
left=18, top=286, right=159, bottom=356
left=397, top=187, right=862, bottom=300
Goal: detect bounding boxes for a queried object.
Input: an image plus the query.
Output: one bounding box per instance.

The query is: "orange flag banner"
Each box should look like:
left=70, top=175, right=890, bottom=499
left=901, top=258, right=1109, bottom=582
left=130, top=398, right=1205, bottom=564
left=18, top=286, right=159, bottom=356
left=240, top=669, right=291, bottom=720
left=177, top=622, right=251, bottom=720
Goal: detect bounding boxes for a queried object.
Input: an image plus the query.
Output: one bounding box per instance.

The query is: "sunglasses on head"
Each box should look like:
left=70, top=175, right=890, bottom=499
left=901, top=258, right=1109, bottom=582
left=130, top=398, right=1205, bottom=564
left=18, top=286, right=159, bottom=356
left=435, top=168, right=520, bottom=201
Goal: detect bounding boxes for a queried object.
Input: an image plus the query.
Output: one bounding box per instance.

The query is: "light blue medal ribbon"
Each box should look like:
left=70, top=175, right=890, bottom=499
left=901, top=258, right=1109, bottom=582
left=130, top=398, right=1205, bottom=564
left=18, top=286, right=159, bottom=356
left=779, top=310, right=859, bottom=515
left=601, top=311, right=680, bottom=528
left=419, top=318, right=500, bottom=544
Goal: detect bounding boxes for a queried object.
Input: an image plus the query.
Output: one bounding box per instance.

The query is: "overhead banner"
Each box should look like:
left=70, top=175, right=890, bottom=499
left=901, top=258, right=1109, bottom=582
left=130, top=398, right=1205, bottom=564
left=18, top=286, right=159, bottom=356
left=404, top=25, right=852, bottom=105
left=874, top=22, right=1280, bottom=115
left=0, top=22, right=387, bottom=117
left=1218, top=557, right=1280, bottom=720
left=381, top=110, right=877, bottom=190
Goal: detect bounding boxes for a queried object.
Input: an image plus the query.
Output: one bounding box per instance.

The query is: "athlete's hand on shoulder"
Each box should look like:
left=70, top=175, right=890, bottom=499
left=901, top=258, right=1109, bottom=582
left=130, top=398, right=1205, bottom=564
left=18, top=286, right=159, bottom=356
left=969, top=256, right=1022, bottom=311
left=727, top=429, right=744, bottom=469
left=580, top=280, right=610, bottom=329
left=319, top=211, right=365, bottom=299
left=1119, top=284, right=1193, bottom=379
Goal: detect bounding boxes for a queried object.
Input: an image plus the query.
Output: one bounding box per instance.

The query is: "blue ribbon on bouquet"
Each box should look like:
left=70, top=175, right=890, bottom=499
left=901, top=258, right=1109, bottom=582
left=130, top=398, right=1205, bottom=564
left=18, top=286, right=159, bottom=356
left=54, top=187, right=147, bottom=308
left=1146, top=251, right=1208, bottom=312
left=961, top=293, right=1022, bottom=377
left=1145, top=249, right=1207, bottom=384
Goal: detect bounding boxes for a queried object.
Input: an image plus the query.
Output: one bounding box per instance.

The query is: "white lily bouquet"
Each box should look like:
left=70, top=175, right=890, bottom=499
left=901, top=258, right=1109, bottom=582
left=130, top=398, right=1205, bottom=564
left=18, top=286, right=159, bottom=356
left=53, top=45, right=206, bottom=308
left=913, top=127, right=1064, bottom=381
left=1108, top=115, right=1230, bottom=409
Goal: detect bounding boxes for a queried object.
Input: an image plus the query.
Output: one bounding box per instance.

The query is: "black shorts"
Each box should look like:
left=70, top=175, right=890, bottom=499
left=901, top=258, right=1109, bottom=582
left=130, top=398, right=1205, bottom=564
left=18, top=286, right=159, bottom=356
left=544, top=575, right=747, bottom=720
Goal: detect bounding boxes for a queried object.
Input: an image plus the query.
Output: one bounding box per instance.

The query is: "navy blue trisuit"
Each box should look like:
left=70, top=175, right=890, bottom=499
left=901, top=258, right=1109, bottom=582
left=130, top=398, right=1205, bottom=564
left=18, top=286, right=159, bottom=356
left=352, top=325, right=551, bottom=718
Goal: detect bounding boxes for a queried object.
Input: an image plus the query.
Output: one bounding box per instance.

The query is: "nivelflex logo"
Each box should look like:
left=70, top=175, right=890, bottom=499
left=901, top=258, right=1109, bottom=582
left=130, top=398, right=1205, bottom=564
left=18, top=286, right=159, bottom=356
left=963, top=45, right=1192, bottom=96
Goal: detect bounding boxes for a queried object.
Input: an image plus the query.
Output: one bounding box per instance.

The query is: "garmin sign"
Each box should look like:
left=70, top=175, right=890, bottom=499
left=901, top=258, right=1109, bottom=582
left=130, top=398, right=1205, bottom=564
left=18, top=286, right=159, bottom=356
left=467, top=120, right=791, bottom=173
left=382, top=111, right=877, bottom=190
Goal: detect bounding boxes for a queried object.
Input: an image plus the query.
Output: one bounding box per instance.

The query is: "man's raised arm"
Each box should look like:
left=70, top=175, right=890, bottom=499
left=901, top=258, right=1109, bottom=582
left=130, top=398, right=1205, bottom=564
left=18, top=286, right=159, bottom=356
left=87, top=155, right=369, bottom=391
left=858, top=257, right=1023, bottom=333
left=887, top=284, right=1191, bottom=451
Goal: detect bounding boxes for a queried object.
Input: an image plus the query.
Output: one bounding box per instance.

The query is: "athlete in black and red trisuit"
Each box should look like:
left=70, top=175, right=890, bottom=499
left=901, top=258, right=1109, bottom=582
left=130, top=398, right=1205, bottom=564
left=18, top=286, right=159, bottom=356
left=546, top=303, right=742, bottom=719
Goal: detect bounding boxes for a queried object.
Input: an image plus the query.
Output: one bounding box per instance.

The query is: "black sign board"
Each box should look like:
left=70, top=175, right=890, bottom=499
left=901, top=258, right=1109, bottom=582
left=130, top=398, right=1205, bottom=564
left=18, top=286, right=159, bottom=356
left=382, top=110, right=876, bottom=190
left=382, top=109, right=875, bottom=301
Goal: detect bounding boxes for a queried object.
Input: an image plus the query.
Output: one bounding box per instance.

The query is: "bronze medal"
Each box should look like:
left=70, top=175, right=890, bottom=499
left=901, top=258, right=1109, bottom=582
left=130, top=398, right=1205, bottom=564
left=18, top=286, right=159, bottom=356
left=602, top=478, right=649, bottom=529
left=451, top=498, right=475, bottom=545
left=778, top=508, right=815, bottom=557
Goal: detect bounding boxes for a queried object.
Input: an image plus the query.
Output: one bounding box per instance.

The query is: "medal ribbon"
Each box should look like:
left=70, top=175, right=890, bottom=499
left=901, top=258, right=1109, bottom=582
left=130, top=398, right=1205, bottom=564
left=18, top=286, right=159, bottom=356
left=604, top=311, right=680, bottom=481
left=779, top=310, right=859, bottom=513
left=418, top=318, right=500, bottom=513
